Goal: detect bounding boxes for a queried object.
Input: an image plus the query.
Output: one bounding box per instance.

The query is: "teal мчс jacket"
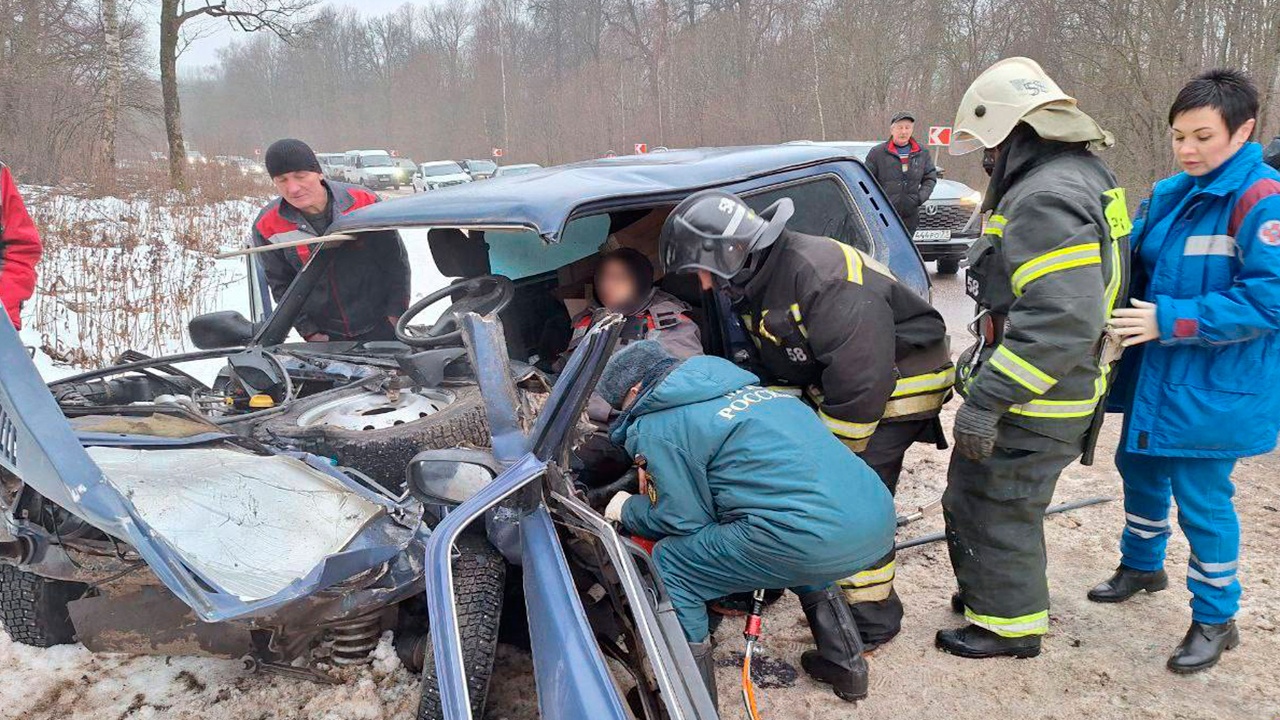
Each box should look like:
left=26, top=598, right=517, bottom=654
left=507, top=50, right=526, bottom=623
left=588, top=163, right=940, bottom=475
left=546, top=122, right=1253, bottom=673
left=612, top=355, right=895, bottom=577
left=1110, top=142, right=1280, bottom=458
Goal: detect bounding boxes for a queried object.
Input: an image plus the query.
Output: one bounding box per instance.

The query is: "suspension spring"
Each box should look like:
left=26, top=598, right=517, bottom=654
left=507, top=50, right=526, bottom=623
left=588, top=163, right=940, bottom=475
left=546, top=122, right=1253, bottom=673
left=327, top=613, right=382, bottom=665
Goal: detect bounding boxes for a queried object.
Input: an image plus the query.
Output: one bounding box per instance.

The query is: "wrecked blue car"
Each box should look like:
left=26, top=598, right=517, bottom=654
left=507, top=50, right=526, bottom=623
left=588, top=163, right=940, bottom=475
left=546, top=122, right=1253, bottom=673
left=0, top=145, right=927, bottom=719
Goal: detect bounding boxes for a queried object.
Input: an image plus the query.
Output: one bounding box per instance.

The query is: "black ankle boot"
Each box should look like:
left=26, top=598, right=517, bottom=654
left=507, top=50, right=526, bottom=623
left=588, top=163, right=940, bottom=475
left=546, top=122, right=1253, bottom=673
left=688, top=639, right=718, bottom=706
left=1167, top=620, right=1238, bottom=674
left=798, top=587, right=869, bottom=702
left=1087, top=565, right=1168, bottom=603
left=935, top=624, right=1041, bottom=659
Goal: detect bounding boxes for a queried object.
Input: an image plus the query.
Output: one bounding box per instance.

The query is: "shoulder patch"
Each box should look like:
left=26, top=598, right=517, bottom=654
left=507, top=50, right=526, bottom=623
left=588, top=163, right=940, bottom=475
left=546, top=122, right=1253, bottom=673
left=1229, top=178, right=1280, bottom=236
left=1259, top=219, right=1280, bottom=247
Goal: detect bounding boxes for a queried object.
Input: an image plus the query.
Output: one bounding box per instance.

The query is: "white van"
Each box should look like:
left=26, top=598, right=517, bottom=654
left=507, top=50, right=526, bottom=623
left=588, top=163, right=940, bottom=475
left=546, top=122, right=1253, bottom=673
left=342, top=149, right=401, bottom=190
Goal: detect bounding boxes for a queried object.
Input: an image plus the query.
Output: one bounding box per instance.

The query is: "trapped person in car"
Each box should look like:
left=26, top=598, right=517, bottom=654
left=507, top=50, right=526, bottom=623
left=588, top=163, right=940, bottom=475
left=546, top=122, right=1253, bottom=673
left=0, top=160, right=42, bottom=330
left=597, top=340, right=895, bottom=705
left=251, top=138, right=410, bottom=342
left=864, top=111, right=939, bottom=237
left=661, top=190, right=953, bottom=650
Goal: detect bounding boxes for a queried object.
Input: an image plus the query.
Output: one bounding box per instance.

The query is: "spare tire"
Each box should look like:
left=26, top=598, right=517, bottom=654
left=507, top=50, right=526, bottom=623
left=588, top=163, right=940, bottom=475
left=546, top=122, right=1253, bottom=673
left=255, top=384, right=491, bottom=491
left=0, top=564, right=86, bottom=647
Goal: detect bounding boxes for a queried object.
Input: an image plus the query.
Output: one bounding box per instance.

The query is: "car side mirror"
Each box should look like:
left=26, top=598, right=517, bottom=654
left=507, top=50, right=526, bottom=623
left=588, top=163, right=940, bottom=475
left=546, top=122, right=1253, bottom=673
left=189, top=310, right=256, bottom=349
left=407, top=448, right=501, bottom=505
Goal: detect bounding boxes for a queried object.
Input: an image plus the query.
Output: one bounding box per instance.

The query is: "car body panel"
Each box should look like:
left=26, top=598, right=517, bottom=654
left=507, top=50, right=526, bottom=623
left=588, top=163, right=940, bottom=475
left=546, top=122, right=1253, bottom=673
left=0, top=317, right=419, bottom=624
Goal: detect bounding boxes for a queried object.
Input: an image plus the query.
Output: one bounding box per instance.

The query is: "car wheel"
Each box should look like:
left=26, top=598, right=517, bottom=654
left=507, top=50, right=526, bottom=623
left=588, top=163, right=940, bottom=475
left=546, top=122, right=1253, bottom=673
left=255, top=385, right=491, bottom=493
left=415, top=535, right=505, bottom=720
left=0, top=564, right=86, bottom=647
left=936, top=257, right=961, bottom=275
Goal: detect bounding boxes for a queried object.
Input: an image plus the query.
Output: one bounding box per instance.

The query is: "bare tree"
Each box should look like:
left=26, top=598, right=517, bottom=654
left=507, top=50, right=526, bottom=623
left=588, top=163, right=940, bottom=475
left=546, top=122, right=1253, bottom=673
left=158, top=0, right=315, bottom=189
left=99, top=0, right=124, bottom=186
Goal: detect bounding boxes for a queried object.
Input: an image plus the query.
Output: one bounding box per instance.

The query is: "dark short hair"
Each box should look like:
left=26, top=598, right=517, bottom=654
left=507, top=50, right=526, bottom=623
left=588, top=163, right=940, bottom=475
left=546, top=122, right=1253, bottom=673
left=1168, top=69, right=1259, bottom=136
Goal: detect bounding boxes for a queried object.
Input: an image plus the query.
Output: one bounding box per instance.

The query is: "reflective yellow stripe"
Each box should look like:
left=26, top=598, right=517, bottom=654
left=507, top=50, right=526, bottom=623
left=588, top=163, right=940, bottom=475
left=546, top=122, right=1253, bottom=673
left=842, top=584, right=894, bottom=603
left=1011, top=243, right=1102, bottom=296
left=1105, top=234, right=1123, bottom=317
left=789, top=303, right=808, bottom=338
left=964, top=608, right=1049, bottom=637
left=756, top=309, right=780, bottom=344
left=1102, top=188, right=1133, bottom=240
left=766, top=385, right=803, bottom=397
left=984, top=214, right=1007, bottom=237
left=891, top=367, right=956, bottom=397
left=842, top=560, right=896, bottom=588
left=831, top=238, right=864, bottom=284
left=819, top=409, right=879, bottom=440
left=838, top=437, right=870, bottom=453
left=883, top=389, right=950, bottom=418
left=988, top=345, right=1056, bottom=395
left=1007, top=373, right=1107, bottom=418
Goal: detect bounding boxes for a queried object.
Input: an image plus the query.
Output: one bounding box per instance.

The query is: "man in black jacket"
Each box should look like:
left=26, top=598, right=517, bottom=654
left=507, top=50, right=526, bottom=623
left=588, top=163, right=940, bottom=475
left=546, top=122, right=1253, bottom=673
left=250, top=139, right=410, bottom=342
left=660, top=189, right=954, bottom=651
left=864, top=112, right=939, bottom=237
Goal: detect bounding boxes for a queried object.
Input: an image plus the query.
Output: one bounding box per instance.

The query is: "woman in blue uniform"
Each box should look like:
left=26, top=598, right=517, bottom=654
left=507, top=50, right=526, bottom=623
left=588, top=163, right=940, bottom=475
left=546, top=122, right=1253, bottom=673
left=1095, top=68, right=1280, bottom=674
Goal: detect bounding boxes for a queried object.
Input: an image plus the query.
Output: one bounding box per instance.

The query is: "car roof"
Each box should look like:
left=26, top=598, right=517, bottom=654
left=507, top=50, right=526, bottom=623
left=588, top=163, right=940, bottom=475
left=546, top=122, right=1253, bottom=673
left=421, top=160, right=463, bottom=167
left=331, top=144, right=866, bottom=241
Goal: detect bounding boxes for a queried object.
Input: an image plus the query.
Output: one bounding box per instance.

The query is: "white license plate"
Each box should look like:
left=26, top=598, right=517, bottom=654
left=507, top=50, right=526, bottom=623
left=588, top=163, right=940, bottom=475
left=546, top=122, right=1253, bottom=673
left=914, top=230, right=952, bottom=241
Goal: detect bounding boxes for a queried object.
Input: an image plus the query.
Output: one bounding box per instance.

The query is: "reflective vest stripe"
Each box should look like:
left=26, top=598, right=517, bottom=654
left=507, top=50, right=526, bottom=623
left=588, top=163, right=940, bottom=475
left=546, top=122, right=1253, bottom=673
left=789, top=303, right=808, bottom=338
left=756, top=309, right=780, bottom=344
left=984, top=214, right=1008, bottom=237
left=819, top=409, right=879, bottom=440
left=838, top=560, right=896, bottom=602
left=988, top=346, right=1056, bottom=395
left=1184, top=234, right=1237, bottom=257
left=1007, top=373, right=1106, bottom=418
left=1105, top=237, right=1123, bottom=316
left=766, top=385, right=803, bottom=397
left=884, top=389, right=949, bottom=418
left=963, top=608, right=1049, bottom=638
left=1011, top=243, right=1102, bottom=296
left=831, top=238, right=864, bottom=284
left=891, top=367, right=955, bottom=397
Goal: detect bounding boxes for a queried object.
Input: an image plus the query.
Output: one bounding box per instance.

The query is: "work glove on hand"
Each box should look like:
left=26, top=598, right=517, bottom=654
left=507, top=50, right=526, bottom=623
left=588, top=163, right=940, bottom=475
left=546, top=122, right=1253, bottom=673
left=586, top=467, right=641, bottom=510
left=953, top=401, right=1002, bottom=461
left=604, top=491, right=632, bottom=523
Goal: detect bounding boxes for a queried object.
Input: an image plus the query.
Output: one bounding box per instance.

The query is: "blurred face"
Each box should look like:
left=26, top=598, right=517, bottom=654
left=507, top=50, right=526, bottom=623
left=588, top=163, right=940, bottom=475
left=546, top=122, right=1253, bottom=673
left=1171, top=107, right=1255, bottom=176
left=596, top=258, right=638, bottom=310
left=891, top=120, right=915, bottom=145
left=272, top=170, right=328, bottom=214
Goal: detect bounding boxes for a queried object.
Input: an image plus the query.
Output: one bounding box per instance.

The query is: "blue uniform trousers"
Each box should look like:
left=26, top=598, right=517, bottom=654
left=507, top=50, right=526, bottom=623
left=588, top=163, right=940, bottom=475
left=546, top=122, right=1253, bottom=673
left=1116, top=445, right=1240, bottom=624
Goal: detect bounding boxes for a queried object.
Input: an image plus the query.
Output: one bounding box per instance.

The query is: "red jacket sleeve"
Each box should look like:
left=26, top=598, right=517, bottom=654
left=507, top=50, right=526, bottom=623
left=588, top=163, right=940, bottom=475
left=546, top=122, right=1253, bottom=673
left=0, top=165, right=42, bottom=329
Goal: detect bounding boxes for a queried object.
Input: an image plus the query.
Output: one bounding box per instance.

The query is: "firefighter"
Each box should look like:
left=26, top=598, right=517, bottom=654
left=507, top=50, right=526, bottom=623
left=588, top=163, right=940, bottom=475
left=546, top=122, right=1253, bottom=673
left=596, top=340, right=896, bottom=704
left=936, top=56, right=1130, bottom=659
left=659, top=189, right=953, bottom=650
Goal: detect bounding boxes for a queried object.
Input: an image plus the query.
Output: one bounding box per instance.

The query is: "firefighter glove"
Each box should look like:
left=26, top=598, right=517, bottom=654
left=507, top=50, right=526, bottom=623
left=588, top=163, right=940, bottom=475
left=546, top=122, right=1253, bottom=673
left=604, top=491, right=633, bottom=522
left=953, top=401, right=1002, bottom=461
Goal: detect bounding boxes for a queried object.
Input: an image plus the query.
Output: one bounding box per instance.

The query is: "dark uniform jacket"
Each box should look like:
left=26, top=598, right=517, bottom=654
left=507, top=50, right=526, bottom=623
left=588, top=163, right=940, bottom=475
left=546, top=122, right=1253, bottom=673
left=251, top=181, right=410, bottom=340
left=733, top=229, right=953, bottom=451
left=959, top=125, right=1130, bottom=445
left=864, top=139, right=938, bottom=235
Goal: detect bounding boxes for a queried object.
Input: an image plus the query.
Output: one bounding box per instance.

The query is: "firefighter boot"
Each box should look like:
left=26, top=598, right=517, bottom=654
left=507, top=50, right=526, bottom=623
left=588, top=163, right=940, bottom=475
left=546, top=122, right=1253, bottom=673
left=935, top=624, right=1042, bottom=659
left=688, top=638, right=718, bottom=707
left=1087, top=565, right=1169, bottom=603
left=1167, top=620, right=1239, bottom=674
left=799, top=587, right=869, bottom=702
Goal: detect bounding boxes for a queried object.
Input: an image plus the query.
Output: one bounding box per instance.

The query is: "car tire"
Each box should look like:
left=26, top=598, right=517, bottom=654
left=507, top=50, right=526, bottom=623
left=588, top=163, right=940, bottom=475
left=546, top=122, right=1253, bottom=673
left=255, top=385, right=491, bottom=492
left=936, top=257, right=961, bottom=275
left=416, top=535, right=505, bottom=720
left=0, top=564, right=86, bottom=647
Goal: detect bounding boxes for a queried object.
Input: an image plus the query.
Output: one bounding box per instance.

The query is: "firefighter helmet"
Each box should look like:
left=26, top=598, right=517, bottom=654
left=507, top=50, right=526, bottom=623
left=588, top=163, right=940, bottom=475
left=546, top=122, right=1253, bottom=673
left=660, top=190, right=794, bottom=280
left=950, top=57, right=1074, bottom=156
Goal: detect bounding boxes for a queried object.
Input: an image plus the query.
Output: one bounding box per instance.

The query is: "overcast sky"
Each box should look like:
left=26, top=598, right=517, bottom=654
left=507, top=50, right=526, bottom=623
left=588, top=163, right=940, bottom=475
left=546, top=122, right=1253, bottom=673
left=178, top=0, right=417, bottom=72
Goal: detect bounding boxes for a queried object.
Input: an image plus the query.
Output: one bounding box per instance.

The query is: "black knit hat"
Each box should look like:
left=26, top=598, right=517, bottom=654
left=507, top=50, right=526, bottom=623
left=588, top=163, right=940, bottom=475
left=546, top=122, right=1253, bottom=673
left=264, top=138, right=322, bottom=178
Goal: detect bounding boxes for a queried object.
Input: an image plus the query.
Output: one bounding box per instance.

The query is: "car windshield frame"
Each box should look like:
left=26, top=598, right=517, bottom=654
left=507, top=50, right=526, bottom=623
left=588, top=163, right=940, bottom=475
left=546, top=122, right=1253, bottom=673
left=421, top=163, right=466, bottom=177
left=362, top=155, right=394, bottom=168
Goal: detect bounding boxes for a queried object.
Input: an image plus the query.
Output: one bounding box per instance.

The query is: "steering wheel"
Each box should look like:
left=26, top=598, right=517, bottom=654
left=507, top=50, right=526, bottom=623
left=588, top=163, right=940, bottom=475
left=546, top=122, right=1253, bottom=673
left=396, top=275, right=516, bottom=348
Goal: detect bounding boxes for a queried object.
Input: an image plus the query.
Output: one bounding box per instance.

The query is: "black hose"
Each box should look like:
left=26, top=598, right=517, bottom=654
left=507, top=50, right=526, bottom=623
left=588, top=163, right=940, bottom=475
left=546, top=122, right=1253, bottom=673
left=895, top=496, right=1113, bottom=552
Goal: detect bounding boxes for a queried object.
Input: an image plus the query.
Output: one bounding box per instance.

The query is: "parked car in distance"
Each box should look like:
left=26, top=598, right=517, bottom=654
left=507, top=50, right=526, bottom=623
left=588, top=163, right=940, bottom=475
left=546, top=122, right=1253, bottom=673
left=785, top=140, right=983, bottom=275
left=492, top=163, right=542, bottom=178
left=412, top=161, right=473, bottom=193
left=393, top=158, right=417, bottom=187
left=344, top=149, right=402, bottom=190
left=459, top=159, right=498, bottom=180
left=316, top=153, right=346, bottom=180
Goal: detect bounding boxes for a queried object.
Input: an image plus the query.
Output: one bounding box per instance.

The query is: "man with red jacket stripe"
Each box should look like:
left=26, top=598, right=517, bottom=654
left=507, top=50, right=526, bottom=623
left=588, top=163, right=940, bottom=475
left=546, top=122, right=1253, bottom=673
left=0, top=161, right=42, bottom=330
left=251, top=139, right=410, bottom=342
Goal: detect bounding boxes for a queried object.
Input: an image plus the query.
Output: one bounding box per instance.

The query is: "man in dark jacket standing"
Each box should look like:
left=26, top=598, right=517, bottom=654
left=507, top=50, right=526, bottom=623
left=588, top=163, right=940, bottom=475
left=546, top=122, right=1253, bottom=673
left=865, top=112, right=938, bottom=236
left=598, top=340, right=895, bottom=705
left=937, top=57, right=1129, bottom=659
left=0, top=161, right=42, bottom=330
left=661, top=190, right=954, bottom=651
left=251, top=138, right=410, bottom=342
